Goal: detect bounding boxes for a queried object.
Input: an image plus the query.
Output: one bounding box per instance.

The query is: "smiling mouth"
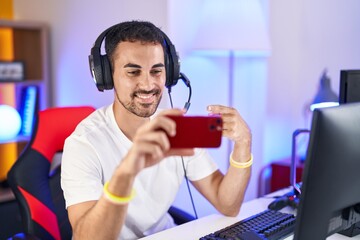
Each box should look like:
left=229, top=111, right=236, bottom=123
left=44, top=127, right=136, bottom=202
left=136, top=93, right=156, bottom=99
left=133, top=90, right=160, bottom=103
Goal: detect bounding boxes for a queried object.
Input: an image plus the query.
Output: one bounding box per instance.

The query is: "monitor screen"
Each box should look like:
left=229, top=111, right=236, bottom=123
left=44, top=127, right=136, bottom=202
left=293, top=103, right=360, bottom=240
left=339, top=70, right=360, bottom=104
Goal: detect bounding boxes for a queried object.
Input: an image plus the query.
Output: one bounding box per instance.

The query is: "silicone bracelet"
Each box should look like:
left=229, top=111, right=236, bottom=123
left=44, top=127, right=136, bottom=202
left=103, top=181, right=136, bottom=205
left=230, top=153, right=253, bottom=169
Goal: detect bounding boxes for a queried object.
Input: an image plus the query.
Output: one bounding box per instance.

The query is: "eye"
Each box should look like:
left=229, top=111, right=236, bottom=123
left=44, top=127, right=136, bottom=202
left=151, top=69, right=163, bottom=76
left=127, top=70, right=141, bottom=76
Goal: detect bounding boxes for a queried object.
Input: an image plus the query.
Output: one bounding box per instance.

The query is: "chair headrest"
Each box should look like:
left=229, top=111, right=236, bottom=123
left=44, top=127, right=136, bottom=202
left=31, top=106, right=95, bottom=162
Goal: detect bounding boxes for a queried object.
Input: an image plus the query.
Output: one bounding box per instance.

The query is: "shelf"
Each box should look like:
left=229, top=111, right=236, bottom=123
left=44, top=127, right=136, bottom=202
left=0, top=135, right=30, bottom=145
left=0, top=19, right=50, bottom=109
left=0, top=20, right=50, bottom=182
left=0, top=79, right=43, bottom=85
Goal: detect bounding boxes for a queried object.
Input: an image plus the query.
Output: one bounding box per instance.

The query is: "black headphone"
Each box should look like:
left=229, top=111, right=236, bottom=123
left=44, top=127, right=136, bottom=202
left=88, top=23, right=181, bottom=92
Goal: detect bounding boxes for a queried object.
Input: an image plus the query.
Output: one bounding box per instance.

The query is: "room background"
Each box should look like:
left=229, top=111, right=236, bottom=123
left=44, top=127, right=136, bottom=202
left=6, top=0, right=360, bottom=217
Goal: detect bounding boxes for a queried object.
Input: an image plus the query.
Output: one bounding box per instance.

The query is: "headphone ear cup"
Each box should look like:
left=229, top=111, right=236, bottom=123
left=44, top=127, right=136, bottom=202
left=89, top=25, right=115, bottom=92
left=165, top=44, right=180, bottom=88
left=165, top=53, right=172, bottom=88
left=89, top=47, right=105, bottom=92
left=100, top=56, right=114, bottom=90
left=172, top=52, right=180, bottom=85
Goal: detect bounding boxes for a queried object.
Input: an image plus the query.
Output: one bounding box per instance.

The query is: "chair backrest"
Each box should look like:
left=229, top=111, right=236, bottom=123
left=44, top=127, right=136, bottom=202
left=7, top=106, right=95, bottom=240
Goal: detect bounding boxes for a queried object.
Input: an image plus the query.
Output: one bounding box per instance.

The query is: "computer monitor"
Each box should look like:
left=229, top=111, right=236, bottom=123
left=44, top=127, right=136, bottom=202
left=339, top=70, right=360, bottom=104
left=293, top=102, right=360, bottom=240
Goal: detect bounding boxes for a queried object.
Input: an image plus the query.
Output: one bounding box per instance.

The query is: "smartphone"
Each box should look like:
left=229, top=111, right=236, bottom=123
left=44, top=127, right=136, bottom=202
left=165, top=115, right=223, bottom=148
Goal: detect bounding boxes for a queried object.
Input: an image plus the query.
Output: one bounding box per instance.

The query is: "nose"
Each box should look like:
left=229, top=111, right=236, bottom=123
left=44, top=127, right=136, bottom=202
left=138, top=73, right=154, bottom=90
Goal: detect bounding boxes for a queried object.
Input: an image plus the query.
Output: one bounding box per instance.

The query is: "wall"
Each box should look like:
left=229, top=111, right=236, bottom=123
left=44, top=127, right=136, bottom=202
left=13, top=0, right=168, bottom=108
left=166, top=0, right=270, bottom=218
left=265, top=0, right=360, bottom=167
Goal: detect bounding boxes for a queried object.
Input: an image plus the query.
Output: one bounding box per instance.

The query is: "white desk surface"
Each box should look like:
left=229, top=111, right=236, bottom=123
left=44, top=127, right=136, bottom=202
left=141, top=188, right=360, bottom=240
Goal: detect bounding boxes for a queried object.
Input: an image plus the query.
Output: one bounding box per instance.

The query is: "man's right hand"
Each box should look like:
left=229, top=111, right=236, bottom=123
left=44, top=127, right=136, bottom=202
left=122, top=108, right=195, bottom=175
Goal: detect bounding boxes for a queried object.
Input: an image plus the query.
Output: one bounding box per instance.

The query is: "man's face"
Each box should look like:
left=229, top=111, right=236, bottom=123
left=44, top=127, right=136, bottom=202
left=112, top=41, right=166, bottom=118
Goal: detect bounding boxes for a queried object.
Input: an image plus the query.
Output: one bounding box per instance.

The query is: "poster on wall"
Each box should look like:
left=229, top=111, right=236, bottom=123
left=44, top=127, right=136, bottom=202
left=0, top=61, right=25, bottom=82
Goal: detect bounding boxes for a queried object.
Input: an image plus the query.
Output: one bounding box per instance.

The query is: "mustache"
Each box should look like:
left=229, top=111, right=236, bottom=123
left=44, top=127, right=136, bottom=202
left=131, top=89, right=161, bottom=98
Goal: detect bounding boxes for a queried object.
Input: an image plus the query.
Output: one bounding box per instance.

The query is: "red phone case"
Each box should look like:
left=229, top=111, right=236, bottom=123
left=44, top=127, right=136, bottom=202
left=166, top=115, right=223, bottom=148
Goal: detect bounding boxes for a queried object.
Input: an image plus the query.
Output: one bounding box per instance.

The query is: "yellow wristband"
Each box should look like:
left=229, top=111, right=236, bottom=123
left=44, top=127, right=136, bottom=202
left=103, top=181, right=136, bottom=205
left=230, top=153, right=253, bottom=169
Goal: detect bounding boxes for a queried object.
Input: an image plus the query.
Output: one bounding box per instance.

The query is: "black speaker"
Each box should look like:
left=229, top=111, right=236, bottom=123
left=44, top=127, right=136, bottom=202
left=88, top=23, right=181, bottom=92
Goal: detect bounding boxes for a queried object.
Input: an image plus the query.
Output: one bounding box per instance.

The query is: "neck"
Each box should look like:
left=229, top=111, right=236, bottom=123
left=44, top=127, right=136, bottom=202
left=112, top=100, right=150, bottom=141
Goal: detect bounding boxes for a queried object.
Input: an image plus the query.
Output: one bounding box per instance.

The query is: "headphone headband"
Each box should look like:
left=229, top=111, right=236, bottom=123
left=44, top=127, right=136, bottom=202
left=88, top=22, right=180, bottom=92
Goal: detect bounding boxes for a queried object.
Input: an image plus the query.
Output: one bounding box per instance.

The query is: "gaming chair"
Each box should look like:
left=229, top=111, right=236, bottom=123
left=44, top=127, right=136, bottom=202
left=7, top=106, right=95, bottom=240
left=7, top=105, right=194, bottom=239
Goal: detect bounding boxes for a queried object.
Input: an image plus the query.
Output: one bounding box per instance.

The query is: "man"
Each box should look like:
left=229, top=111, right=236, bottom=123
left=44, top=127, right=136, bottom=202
left=61, top=20, right=252, bottom=239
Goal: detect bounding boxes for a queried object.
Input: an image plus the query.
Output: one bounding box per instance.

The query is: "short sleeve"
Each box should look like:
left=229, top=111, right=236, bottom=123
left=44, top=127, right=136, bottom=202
left=61, top=136, right=103, bottom=208
left=183, top=148, right=218, bottom=181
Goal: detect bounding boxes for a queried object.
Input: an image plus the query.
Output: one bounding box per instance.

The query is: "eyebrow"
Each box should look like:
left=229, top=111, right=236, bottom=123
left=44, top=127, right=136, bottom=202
left=152, top=63, right=165, bottom=68
left=123, top=63, right=165, bottom=69
left=124, top=63, right=141, bottom=68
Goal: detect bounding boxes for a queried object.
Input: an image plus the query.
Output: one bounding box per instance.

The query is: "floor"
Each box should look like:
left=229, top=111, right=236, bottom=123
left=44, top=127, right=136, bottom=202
left=0, top=183, right=24, bottom=239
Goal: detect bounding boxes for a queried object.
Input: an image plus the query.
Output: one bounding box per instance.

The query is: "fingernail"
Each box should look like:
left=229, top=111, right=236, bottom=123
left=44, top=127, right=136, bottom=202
left=207, top=106, right=212, bottom=111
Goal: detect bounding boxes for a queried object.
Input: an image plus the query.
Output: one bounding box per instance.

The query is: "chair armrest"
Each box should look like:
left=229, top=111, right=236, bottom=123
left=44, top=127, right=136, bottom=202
left=168, top=206, right=196, bottom=225
left=8, top=233, right=41, bottom=240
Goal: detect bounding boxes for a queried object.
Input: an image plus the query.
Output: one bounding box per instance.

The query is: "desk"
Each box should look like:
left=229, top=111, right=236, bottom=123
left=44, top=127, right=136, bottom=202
left=142, top=189, right=360, bottom=240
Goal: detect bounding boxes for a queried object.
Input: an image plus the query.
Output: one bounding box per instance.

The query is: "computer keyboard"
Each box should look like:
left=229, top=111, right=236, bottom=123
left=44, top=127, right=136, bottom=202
left=199, top=209, right=296, bottom=240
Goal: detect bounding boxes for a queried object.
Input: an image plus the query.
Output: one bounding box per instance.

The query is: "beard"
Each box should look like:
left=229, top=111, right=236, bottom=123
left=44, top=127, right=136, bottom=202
left=116, top=88, right=163, bottom=118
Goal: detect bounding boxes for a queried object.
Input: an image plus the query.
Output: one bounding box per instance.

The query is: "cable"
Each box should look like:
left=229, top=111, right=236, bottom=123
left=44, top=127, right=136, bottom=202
left=181, top=157, right=198, bottom=219
left=167, top=85, right=198, bottom=220
left=168, top=87, right=174, bottom=108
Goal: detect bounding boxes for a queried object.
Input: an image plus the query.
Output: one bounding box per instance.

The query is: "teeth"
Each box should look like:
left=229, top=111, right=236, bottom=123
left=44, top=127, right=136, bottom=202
left=137, top=94, right=153, bottom=99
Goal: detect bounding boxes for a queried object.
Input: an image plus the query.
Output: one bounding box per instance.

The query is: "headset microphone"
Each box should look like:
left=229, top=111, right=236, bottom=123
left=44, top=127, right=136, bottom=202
left=167, top=72, right=192, bottom=113
left=180, top=73, right=192, bottom=112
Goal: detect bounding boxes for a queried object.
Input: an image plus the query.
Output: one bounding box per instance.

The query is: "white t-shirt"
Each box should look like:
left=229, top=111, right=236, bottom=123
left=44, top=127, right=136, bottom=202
left=61, top=104, right=218, bottom=239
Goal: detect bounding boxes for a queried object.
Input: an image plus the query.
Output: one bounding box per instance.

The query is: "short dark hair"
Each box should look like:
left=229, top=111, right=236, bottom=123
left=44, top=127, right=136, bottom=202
left=105, top=20, right=166, bottom=66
